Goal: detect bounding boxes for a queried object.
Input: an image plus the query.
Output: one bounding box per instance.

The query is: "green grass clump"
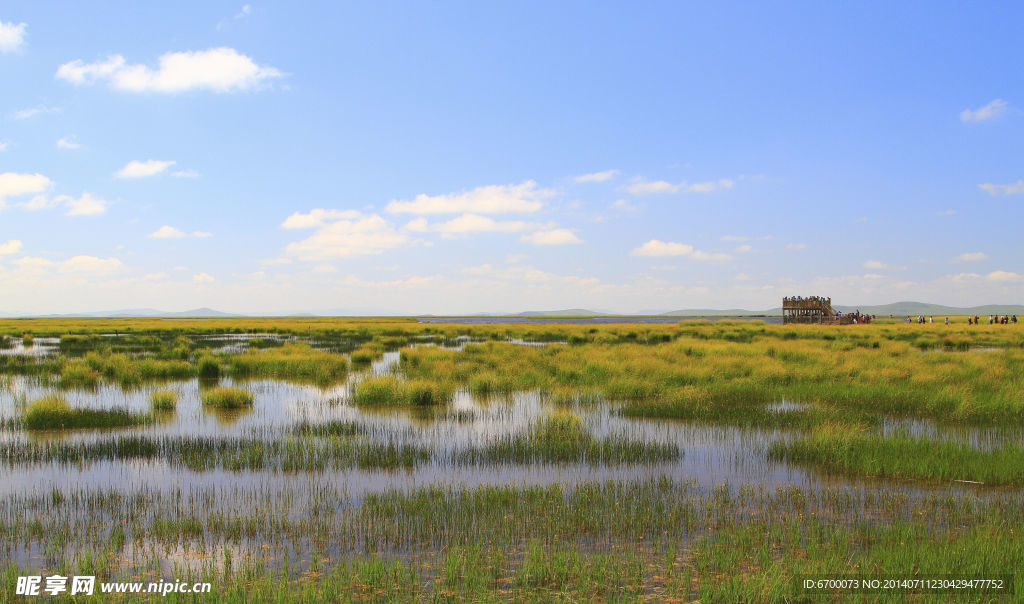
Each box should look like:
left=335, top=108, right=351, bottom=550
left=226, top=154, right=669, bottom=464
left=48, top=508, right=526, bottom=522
left=200, top=386, right=254, bottom=409
left=353, top=376, right=454, bottom=406
left=23, top=395, right=150, bottom=430
left=197, top=356, right=221, bottom=378
left=353, top=376, right=404, bottom=405
left=349, top=347, right=377, bottom=364
left=150, top=389, right=178, bottom=411
left=59, top=359, right=101, bottom=388
left=229, top=342, right=348, bottom=386
left=458, top=411, right=680, bottom=465
left=768, top=423, right=1024, bottom=485
left=21, top=333, right=34, bottom=347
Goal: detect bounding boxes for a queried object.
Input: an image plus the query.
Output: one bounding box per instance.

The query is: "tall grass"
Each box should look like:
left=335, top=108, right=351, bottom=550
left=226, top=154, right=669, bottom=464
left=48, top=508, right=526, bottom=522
left=457, top=411, right=680, bottom=465
left=768, top=423, right=1024, bottom=485
left=353, top=376, right=454, bottom=406
left=22, top=395, right=150, bottom=430
left=229, top=342, right=349, bottom=386
left=200, top=387, right=254, bottom=409
left=150, top=389, right=178, bottom=411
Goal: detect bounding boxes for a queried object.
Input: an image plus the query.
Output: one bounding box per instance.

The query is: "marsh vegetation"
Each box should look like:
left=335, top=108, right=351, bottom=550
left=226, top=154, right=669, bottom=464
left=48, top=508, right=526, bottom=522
left=0, top=317, right=1022, bottom=600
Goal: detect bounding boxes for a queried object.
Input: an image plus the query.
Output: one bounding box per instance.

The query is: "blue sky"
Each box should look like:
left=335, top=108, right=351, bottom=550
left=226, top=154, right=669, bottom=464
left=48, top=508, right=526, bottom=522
left=1, top=2, right=1022, bottom=314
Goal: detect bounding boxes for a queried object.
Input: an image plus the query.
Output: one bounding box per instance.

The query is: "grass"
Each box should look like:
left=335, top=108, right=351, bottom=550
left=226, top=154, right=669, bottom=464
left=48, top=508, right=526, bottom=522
left=457, top=411, right=680, bottom=465
left=0, top=478, right=1020, bottom=601
left=3, top=318, right=1024, bottom=600
left=229, top=342, right=349, bottom=386
left=150, top=389, right=178, bottom=410
left=22, top=394, right=150, bottom=430
left=200, top=386, right=254, bottom=409
left=2, top=433, right=432, bottom=471
left=353, top=375, right=454, bottom=406
left=768, top=423, right=1024, bottom=485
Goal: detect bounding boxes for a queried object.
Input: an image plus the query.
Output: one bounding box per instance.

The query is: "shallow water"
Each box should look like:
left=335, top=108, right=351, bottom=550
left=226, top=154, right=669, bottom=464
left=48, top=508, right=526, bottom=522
left=419, top=316, right=782, bottom=325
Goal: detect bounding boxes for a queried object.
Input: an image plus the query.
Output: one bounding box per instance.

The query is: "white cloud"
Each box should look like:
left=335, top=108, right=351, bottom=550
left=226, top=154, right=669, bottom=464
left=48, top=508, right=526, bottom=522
left=421, top=213, right=533, bottom=235
left=61, top=193, right=107, bottom=216
left=521, top=228, right=582, bottom=246
left=936, top=209, right=955, bottom=216
left=734, top=244, right=752, bottom=253
left=862, top=260, right=906, bottom=271
left=786, top=243, right=807, bottom=250
left=979, top=181, right=1024, bottom=196
left=721, top=235, right=749, bottom=242
left=313, top=265, right=336, bottom=273
left=386, top=181, right=551, bottom=215
left=149, top=225, right=186, bottom=239
left=193, top=272, right=215, bottom=283
left=115, top=159, right=175, bottom=179
left=281, top=209, right=361, bottom=229
left=0, top=141, right=8, bottom=152
left=173, top=169, right=200, bottom=179
left=192, top=231, right=213, bottom=238
left=0, top=239, right=22, bottom=255
left=63, top=255, right=124, bottom=274
left=284, top=212, right=411, bottom=261
left=235, top=4, right=252, bottom=19
left=0, top=21, right=26, bottom=53
left=0, top=172, right=52, bottom=208
left=14, top=255, right=124, bottom=275
left=144, top=272, right=169, bottom=281
left=611, top=199, right=638, bottom=211
left=734, top=273, right=751, bottom=281
left=960, top=99, right=1008, bottom=123
left=953, top=252, right=988, bottom=262
left=625, top=178, right=734, bottom=195
left=56, top=47, right=283, bottom=93
left=986, top=270, right=1023, bottom=283
left=21, top=195, right=56, bottom=211
left=462, top=264, right=493, bottom=275
left=630, top=239, right=730, bottom=261
left=574, top=170, right=618, bottom=183
left=12, top=105, right=58, bottom=120
left=56, top=136, right=82, bottom=150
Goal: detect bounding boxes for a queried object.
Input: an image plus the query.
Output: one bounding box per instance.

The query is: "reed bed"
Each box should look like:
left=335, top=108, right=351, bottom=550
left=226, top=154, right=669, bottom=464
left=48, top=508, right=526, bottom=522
left=200, top=387, right=254, bottom=409
left=456, top=411, right=680, bottom=465
left=150, top=389, right=178, bottom=410
left=22, top=394, right=151, bottom=430
left=2, top=318, right=1023, bottom=600
left=228, top=342, right=349, bottom=386
left=769, top=423, right=1024, bottom=485
left=0, top=434, right=431, bottom=471
left=0, top=479, right=1020, bottom=601
left=353, top=376, right=455, bottom=406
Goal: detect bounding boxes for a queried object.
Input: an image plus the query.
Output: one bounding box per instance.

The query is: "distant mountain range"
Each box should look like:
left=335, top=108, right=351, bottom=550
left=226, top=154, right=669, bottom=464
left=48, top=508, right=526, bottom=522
left=7, top=307, right=241, bottom=319
left=2, top=301, right=1022, bottom=318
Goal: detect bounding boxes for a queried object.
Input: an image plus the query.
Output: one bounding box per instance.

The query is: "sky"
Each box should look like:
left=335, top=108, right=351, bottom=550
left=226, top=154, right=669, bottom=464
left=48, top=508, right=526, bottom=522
left=1, top=2, right=1022, bottom=315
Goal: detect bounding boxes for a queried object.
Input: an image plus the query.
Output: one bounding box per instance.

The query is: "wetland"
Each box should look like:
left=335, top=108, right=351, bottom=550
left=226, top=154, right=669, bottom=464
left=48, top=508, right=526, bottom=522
left=0, top=317, right=1022, bottom=601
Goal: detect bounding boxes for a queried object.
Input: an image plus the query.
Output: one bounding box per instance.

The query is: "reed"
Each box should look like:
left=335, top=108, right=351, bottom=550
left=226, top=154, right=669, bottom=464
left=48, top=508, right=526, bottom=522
left=457, top=411, right=680, bottom=465
left=768, top=423, right=1024, bottom=485
left=22, top=394, right=150, bottom=430
left=229, top=342, right=348, bottom=386
left=353, top=376, right=454, bottom=406
left=150, top=389, right=178, bottom=411
left=200, top=386, right=254, bottom=409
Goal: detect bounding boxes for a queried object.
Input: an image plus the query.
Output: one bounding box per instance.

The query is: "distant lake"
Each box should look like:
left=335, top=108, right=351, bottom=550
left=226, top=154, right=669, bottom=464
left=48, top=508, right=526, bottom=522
left=418, top=316, right=783, bottom=325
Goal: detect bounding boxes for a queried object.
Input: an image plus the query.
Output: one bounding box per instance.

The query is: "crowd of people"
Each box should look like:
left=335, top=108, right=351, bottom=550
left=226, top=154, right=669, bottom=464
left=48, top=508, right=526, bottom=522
left=784, top=296, right=831, bottom=305
left=900, top=315, right=1018, bottom=325
left=839, top=310, right=874, bottom=324
left=967, top=315, right=1017, bottom=325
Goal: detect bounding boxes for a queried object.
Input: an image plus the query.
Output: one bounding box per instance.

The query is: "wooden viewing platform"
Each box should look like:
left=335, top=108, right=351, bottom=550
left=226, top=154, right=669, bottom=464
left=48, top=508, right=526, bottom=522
left=783, top=296, right=839, bottom=325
